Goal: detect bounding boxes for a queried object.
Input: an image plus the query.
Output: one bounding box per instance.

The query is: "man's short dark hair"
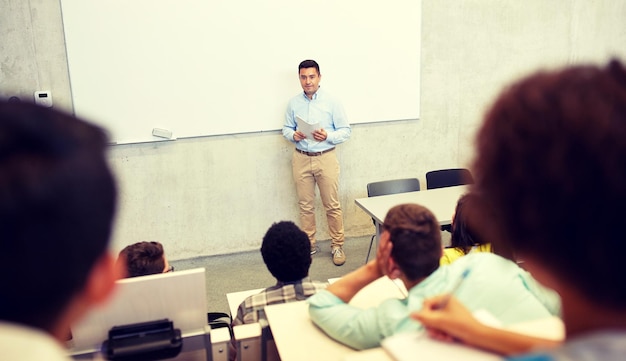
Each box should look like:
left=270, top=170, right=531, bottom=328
left=0, top=101, right=117, bottom=331
left=298, top=59, right=320, bottom=75
left=261, top=221, right=311, bottom=282
left=383, top=204, right=442, bottom=281
left=473, top=59, right=626, bottom=309
left=118, top=241, right=166, bottom=277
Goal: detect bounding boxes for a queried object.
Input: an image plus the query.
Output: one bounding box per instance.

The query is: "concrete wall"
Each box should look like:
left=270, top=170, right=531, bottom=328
left=2, top=0, right=625, bottom=260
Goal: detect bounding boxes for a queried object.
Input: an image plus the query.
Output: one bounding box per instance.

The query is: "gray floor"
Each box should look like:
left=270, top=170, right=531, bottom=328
left=170, top=235, right=375, bottom=317
left=171, top=232, right=451, bottom=317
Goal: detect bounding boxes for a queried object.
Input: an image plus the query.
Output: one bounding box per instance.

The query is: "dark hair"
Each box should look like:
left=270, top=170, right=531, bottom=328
left=298, top=59, right=320, bottom=75
left=0, top=101, right=117, bottom=331
left=383, top=204, right=442, bottom=281
left=450, top=193, right=486, bottom=255
left=118, top=241, right=166, bottom=277
left=261, top=221, right=311, bottom=282
left=473, top=59, right=626, bottom=309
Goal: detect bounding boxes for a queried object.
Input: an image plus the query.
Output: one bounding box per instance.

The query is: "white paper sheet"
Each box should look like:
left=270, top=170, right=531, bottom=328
left=381, top=331, right=503, bottom=361
left=296, top=115, right=320, bottom=140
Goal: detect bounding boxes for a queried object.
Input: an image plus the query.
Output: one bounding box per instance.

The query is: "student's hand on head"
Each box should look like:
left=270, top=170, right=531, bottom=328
left=294, top=131, right=306, bottom=141
left=412, top=295, right=483, bottom=344
left=375, top=231, right=394, bottom=276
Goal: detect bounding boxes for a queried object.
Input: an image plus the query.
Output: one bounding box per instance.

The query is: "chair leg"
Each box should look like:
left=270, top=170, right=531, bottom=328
left=365, top=234, right=375, bottom=264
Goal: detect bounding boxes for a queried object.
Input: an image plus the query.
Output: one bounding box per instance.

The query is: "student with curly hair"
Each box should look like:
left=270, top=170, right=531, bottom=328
left=233, top=221, right=327, bottom=326
left=415, top=59, right=626, bottom=360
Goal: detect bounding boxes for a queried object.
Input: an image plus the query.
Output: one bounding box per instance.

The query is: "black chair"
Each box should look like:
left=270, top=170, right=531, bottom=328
left=425, top=168, right=474, bottom=190
left=425, top=168, right=473, bottom=232
left=365, top=178, right=421, bottom=263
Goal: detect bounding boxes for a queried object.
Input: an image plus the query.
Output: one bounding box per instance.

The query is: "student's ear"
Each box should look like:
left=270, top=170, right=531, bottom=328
left=84, top=252, right=123, bottom=306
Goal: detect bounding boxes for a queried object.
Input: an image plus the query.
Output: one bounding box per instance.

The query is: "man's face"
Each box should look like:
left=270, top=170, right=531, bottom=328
left=299, top=67, right=321, bottom=97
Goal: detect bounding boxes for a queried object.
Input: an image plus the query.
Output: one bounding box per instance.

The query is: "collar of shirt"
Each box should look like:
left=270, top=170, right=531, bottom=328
left=275, top=277, right=311, bottom=287
left=302, top=87, right=321, bottom=101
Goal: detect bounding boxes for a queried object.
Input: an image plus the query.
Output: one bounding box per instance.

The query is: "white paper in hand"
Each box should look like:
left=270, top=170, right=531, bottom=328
left=296, top=115, right=320, bottom=141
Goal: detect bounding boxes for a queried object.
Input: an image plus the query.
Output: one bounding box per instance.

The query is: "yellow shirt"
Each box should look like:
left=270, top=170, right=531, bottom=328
left=440, top=244, right=492, bottom=265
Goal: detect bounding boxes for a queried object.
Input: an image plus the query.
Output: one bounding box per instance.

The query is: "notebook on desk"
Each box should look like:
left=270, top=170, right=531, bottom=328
left=381, top=309, right=504, bottom=361
left=381, top=311, right=563, bottom=361
left=381, top=331, right=502, bottom=361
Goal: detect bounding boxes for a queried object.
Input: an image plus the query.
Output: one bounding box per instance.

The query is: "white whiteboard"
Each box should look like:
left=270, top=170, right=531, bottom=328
left=61, top=0, right=421, bottom=144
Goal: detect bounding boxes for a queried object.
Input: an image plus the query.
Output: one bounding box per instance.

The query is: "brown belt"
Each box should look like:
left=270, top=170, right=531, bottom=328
left=295, top=147, right=335, bottom=156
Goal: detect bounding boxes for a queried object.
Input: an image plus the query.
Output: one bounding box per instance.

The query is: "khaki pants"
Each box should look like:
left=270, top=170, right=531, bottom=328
left=292, top=149, right=345, bottom=248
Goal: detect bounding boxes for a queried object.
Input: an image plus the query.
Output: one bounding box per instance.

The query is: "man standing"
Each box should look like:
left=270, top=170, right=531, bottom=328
left=282, top=59, right=351, bottom=266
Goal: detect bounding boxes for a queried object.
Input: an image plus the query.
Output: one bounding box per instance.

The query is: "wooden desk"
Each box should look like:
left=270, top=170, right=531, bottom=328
left=355, top=185, right=468, bottom=243
left=265, top=301, right=355, bottom=361
left=226, top=288, right=264, bottom=318
left=343, top=348, right=391, bottom=361
left=264, top=276, right=404, bottom=361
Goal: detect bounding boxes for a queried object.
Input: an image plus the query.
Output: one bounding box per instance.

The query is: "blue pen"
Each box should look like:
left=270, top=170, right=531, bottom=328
left=435, top=268, right=471, bottom=309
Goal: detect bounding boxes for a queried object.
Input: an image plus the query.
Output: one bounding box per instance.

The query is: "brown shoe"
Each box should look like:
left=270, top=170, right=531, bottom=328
left=332, top=246, right=346, bottom=266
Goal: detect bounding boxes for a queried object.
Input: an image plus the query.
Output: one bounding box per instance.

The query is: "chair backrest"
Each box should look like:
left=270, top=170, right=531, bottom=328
left=425, top=168, right=474, bottom=190
left=366, top=178, right=421, bottom=197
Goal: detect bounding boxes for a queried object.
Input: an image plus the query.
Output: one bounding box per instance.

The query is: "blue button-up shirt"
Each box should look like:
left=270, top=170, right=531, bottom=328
left=282, top=87, right=351, bottom=152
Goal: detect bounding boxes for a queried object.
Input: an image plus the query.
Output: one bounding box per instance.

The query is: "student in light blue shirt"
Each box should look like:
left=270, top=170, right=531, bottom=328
left=307, top=203, right=559, bottom=350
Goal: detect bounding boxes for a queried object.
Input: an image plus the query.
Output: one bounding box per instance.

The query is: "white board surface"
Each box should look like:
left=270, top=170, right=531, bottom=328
left=60, top=0, right=421, bottom=144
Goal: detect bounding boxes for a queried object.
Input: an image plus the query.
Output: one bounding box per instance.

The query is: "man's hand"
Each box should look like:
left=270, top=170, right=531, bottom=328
left=294, top=131, right=306, bottom=141
left=312, top=128, right=327, bottom=141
